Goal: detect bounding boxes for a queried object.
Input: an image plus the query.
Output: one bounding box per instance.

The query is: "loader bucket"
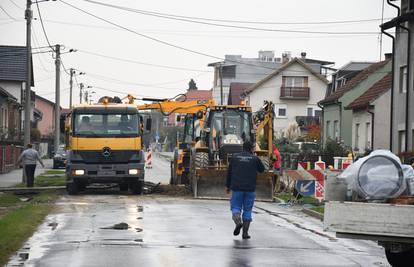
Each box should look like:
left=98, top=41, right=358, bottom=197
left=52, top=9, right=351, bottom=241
left=193, top=167, right=274, bottom=201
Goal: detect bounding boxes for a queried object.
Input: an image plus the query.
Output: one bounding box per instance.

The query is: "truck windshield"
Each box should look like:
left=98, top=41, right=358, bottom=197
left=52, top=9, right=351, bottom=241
left=73, top=113, right=139, bottom=137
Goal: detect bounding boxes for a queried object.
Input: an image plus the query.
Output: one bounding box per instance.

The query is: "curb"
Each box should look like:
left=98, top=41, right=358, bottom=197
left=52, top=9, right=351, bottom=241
left=302, top=207, right=324, bottom=221
left=0, top=186, right=66, bottom=192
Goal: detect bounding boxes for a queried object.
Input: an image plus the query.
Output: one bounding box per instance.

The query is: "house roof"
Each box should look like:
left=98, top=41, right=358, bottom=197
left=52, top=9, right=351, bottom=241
left=228, top=82, right=253, bottom=105
left=245, top=58, right=329, bottom=95
left=0, top=85, right=18, bottom=102
left=35, top=94, right=55, bottom=106
left=346, top=73, right=392, bottom=110
left=319, top=59, right=390, bottom=105
left=178, top=89, right=212, bottom=101
left=338, top=61, right=376, bottom=72
left=0, top=45, right=34, bottom=86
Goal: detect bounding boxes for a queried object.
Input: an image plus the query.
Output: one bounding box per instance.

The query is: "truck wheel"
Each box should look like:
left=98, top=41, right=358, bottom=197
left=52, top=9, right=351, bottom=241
left=195, top=152, right=209, bottom=168
left=130, top=181, right=143, bottom=195
left=67, top=181, right=78, bottom=195
left=385, top=248, right=413, bottom=267
left=119, top=183, right=129, bottom=191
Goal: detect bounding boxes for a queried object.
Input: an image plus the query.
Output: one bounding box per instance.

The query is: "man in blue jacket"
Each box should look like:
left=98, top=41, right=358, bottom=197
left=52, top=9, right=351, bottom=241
left=226, top=141, right=265, bottom=239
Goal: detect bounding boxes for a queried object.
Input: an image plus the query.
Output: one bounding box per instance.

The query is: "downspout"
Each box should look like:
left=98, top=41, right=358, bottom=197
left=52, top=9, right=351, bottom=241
left=400, top=24, right=411, bottom=152
left=367, top=108, right=375, bottom=150
left=317, top=101, right=324, bottom=148
left=382, top=0, right=400, bottom=151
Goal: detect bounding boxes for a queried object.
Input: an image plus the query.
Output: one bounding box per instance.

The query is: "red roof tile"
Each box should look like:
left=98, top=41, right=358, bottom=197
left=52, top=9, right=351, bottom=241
left=178, top=90, right=212, bottom=101
left=346, top=73, right=392, bottom=110
left=319, top=60, right=390, bottom=105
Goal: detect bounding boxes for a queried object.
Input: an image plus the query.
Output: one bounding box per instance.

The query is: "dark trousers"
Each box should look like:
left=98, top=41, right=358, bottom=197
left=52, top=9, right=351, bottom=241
left=25, top=164, right=36, bottom=187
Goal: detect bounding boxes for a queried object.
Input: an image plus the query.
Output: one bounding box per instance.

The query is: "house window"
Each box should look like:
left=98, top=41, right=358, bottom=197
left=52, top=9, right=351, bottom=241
left=334, top=120, right=339, bottom=140
left=355, top=123, right=360, bottom=150
left=276, top=105, right=287, bottom=118
left=221, top=65, right=236, bottom=78
left=400, top=66, right=407, bottom=93
left=315, top=110, right=322, bottom=118
left=365, top=122, right=371, bottom=150
left=306, top=106, right=322, bottom=117
left=307, top=108, right=313, bottom=116
left=283, top=76, right=307, bottom=87
left=326, top=121, right=331, bottom=138
left=398, top=130, right=406, bottom=153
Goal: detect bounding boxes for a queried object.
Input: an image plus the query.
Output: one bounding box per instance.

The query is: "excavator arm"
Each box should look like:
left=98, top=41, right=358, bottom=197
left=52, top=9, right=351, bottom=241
left=254, top=101, right=275, bottom=153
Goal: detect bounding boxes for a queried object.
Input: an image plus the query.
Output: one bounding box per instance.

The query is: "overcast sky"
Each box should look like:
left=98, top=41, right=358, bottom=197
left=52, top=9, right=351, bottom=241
left=0, top=0, right=398, bottom=108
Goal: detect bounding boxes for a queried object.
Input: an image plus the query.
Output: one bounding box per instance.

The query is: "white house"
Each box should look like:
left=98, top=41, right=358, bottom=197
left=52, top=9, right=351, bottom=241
left=244, top=58, right=329, bottom=134
left=346, top=73, right=391, bottom=154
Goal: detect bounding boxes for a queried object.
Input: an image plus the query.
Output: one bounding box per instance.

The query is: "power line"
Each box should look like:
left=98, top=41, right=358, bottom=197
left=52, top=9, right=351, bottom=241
left=35, top=1, right=55, bottom=51
left=81, top=0, right=380, bottom=35
left=82, top=0, right=389, bottom=26
left=77, top=49, right=210, bottom=72
left=8, top=0, right=23, bottom=10
left=0, top=5, right=17, bottom=21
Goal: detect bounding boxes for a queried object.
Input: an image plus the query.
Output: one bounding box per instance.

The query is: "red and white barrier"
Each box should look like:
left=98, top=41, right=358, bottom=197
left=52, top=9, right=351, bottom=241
left=145, top=149, right=153, bottom=169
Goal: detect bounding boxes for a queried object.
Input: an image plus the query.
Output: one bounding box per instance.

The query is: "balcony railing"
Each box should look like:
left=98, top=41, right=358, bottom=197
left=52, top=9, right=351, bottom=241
left=280, top=86, right=310, bottom=99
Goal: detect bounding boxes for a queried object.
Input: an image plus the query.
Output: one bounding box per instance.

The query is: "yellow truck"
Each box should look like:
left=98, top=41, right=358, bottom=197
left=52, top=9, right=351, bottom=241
left=64, top=102, right=150, bottom=194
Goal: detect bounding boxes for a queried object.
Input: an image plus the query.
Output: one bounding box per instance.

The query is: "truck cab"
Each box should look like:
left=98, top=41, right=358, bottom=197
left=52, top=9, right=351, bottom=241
left=65, top=104, right=147, bottom=194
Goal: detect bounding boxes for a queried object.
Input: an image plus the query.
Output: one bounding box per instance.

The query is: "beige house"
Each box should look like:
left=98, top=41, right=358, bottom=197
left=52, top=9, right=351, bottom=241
left=244, top=58, right=329, bottom=134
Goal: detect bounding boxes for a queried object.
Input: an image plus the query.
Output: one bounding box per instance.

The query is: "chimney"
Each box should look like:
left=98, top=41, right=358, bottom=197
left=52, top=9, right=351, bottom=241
left=301, top=52, right=307, bottom=59
left=384, top=53, right=392, bottom=60
left=282, top=51, right=291, bottom=63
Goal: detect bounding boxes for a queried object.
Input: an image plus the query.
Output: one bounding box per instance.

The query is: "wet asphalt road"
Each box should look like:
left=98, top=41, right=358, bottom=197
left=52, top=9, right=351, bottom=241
left=8, top=155, right=390, bottom=267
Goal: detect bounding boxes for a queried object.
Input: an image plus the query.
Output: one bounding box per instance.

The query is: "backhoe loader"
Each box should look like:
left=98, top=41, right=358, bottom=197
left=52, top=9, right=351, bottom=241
left=190, top=101, right=275, bottom=201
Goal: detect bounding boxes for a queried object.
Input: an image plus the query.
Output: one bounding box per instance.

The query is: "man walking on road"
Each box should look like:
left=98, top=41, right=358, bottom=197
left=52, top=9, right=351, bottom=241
left=226, top=141, right=265, bottom=239
left=17, top=144, right=44, bottom=187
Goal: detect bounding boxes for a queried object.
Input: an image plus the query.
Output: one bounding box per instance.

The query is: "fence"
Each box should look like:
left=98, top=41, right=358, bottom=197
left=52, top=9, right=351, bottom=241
left=0, top=144, right=23, bottom=173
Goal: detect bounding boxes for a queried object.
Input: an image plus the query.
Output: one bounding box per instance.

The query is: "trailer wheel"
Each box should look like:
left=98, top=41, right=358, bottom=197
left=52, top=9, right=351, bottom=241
left=385, top=248, right=413, bottom=267
left=195, top=152, right=209, bottom=168
left=67, top=181, right=79, bottom=195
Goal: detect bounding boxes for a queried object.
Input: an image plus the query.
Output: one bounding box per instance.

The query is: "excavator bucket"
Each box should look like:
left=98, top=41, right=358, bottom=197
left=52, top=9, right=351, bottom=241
left=193, top=167, right=274, bottom=201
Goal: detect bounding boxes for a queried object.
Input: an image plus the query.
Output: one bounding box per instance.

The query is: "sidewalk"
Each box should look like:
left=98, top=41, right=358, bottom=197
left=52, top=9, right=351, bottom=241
left=0, top=159, right=53, bottom=187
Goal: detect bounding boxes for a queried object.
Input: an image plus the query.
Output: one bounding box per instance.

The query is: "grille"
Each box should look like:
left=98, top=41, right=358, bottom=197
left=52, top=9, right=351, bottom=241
left=76, top=150, right=139, bottom=164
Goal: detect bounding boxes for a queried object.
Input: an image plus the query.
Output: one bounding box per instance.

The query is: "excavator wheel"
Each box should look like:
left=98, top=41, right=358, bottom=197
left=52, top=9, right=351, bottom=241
left=195, top=152, right=209, bottom=168
left=259, top=156, right=270, bottom=171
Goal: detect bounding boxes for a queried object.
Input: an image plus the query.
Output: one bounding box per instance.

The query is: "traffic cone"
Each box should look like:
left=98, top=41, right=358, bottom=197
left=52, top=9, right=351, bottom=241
left=146, top=149, right=152, bottom=169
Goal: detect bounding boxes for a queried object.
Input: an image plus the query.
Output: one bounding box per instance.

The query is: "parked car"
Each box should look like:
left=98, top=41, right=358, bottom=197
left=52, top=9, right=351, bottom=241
left=53, top=147, right=67, bottom=169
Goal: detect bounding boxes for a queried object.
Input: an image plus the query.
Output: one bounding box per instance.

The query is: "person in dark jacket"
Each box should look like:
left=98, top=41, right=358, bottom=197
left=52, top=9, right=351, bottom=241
left=226, top=141, right=265, bottom=239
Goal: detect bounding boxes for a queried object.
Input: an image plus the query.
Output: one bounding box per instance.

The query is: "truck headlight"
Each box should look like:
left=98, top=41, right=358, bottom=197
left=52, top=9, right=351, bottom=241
left=74, top=169, right=85, bottom=176
left=129, top=169, right=139, bottom=175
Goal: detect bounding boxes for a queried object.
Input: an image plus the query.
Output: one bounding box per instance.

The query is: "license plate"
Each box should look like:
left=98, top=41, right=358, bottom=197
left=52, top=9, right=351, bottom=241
left=98, top=170, right=115, bottom=176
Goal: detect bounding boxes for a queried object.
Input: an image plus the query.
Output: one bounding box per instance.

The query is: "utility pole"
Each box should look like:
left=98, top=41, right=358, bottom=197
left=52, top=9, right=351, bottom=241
left=79, top=83, right=84, bottom=104
left=24, top=0, right=32, bottom=146
left=219, top=64, right=223, bottom=105
left=84, top=90, right=88, bottom=103
left=69, top=68, right=74, bottom=107
left=54, top=44, right=61, bottom=153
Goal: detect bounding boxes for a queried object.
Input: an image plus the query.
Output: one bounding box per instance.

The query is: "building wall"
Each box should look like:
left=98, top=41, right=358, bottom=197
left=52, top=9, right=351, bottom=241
left=337, top=62, right=392, bottom=147
left=391, top=7, right=414, bottom=153
left=247, top=63, right=327, bottom=133
left=372, top=90, right=391, bottom=150
left=322, top=104, right=341, bottom=144
left=35, top=97, right=55, bottom=137
left=351, top=110, right=372, bottom=154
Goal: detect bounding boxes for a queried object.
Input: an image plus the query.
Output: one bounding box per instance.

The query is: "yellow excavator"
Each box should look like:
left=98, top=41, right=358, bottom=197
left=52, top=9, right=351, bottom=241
left=129, top=94, right=215, bottom=185
left=190, top=101, right=275, bottom=201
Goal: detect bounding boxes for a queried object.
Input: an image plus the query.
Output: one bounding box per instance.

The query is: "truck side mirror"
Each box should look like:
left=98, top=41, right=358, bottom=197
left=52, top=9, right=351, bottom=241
left=196, top=111, right=204, bottom=119
left=145, top=118, right=152, bottom=131
left=176, top=115, right=181, bottom=122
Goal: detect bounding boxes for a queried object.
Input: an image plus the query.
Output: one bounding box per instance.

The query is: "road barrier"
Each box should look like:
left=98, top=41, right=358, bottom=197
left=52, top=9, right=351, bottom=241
left=145, top=149, right=153, bottom=169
